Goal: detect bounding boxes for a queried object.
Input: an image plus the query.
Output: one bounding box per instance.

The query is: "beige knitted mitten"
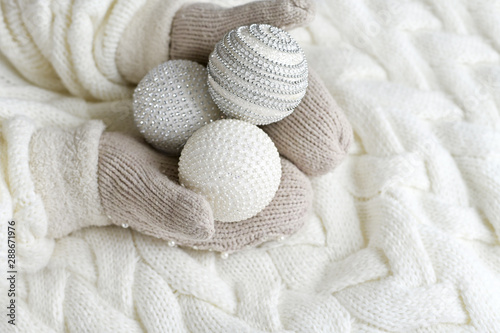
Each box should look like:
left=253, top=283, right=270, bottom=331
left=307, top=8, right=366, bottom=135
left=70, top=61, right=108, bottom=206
left=169, top=0, right=351, bottom=176
left=179, top=158, right=313, bottom=253
left=97, top=132, right=214, bottom=242
left=97, top=132, right=312, bottom=252
left=170, top=0, right=315, bottom=64
left=263, top=69, right=353, bottom=176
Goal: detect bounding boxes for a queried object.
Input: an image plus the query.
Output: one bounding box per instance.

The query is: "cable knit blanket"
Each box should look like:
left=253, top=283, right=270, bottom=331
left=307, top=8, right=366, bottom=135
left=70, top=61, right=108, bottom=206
left=1, top=0, right=500, bottom=332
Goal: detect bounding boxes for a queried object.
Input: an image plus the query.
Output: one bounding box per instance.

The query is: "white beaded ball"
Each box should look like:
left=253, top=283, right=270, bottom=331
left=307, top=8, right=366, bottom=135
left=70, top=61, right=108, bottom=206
left=178, top=119, right=281, bottom=222
left=133, top=60, right=224, bottom=155
left=207, top=24, right=308, bottom=125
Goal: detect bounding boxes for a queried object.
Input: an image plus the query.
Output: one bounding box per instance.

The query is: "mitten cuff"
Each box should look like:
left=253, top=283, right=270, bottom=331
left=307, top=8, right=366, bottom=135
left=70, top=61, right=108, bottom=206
left=29, top=120, right=110, bottom=239
left=116, top=0, right=186, bottom=83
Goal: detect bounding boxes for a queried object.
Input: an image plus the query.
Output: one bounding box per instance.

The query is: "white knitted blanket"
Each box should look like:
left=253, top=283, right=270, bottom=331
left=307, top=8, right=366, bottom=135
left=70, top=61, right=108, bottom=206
left=1, top=0, right=500, bottom=332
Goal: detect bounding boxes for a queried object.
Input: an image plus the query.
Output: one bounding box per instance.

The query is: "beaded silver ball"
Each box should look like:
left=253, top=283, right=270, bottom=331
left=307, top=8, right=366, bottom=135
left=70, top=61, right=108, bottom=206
left=178, top=119, right=281, bottom=223
left=133, top=60, right=224, bottom=155
left=207, top=24, right=308, bottom=125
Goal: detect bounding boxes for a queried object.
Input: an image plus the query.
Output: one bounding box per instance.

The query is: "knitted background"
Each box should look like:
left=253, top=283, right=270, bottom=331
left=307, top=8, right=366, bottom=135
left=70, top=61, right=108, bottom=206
left=1, top=0, right=500, bottom=331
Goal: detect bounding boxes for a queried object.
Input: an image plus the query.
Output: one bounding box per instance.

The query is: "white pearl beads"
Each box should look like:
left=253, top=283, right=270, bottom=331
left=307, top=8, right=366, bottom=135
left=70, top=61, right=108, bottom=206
left=178, top=119, right=281, bottom=222
left=133, top=60, right=224, bottom=155
left=207, top=24, right=308, bottom=125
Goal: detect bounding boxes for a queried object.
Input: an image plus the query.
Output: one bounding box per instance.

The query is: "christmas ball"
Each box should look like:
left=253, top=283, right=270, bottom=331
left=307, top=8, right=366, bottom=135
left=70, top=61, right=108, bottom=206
left=207, top=24, right=308, bottom=125
left=178, top=119, right=281, bottom=222
left=133, top=60, right=223, bottom=155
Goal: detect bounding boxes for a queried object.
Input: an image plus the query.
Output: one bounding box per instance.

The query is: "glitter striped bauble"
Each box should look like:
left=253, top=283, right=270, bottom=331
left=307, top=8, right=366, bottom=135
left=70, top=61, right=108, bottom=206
left=207, top=24, right=308, bottom=125
left=179, top=119, right=281, bottom=223
left=133, top=60, right=224, bottom=155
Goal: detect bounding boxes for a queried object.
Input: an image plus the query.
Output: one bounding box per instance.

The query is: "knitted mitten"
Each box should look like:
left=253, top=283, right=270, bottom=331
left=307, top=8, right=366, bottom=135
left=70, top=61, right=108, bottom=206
left=168, top=1, right=352, bottom=176
left=28, top=121, right=111, bottom=240
left=169, top=0, right=316, bottom=64
left=97, top=132, right=312, bottom=250
left=178, top=158, right=313, bottom=253
left=263, top=69, right=353, bottom=176
left=97, top=132, right=214, bottom=242
left=116, top=0, right=315, bottom=83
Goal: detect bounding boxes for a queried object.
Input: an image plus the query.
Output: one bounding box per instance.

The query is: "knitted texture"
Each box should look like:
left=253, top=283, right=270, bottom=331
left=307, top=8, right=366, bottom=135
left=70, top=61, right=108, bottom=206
left=263, top=68, right=353, bottom=176
left=116, top=0, right=186, bottom=84
left=29, top=121, right=110, bottom=240
left=170, top=0, right=315, bottom=64
left=1, top=0, right=500, bottom=332
left=97, top=131, right=214, bottom=242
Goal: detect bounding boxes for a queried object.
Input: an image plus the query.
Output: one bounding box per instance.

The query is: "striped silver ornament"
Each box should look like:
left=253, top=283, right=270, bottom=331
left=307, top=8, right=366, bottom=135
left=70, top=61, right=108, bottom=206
left=207, top=24, right=308, bottom=125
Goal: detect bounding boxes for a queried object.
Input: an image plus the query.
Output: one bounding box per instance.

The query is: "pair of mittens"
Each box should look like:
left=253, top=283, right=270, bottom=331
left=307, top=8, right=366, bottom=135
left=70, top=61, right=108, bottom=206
left=98, top=0, right=352, bottom=253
